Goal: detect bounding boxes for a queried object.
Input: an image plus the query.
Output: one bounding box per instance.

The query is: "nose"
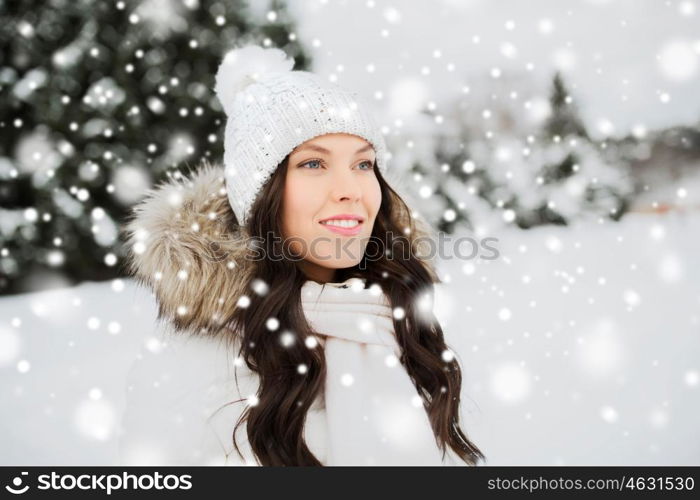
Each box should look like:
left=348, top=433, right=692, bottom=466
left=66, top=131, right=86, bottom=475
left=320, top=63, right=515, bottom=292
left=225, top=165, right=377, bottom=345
left=329, top=167, right=362, bottom=202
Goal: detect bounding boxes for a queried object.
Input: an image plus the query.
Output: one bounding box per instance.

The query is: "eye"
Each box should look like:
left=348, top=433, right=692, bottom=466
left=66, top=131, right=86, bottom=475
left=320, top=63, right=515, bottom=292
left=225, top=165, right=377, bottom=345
left=299, top=159, right=324, bottom=170
left=356, top=160, right=374, bottom=171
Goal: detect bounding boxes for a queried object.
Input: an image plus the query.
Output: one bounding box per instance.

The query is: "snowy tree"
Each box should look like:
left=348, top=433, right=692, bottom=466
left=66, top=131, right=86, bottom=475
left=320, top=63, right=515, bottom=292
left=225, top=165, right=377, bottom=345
left=0, top=0, right=310, bottom=294
left=403, top=71, right=634, bottom=232
left=504, top=73, right=633, bottom=227
left=543, top=72, right=589, bottom=141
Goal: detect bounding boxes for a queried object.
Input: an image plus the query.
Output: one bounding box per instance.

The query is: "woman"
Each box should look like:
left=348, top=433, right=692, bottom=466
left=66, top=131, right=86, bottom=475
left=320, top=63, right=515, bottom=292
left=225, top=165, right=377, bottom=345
left=118, top=44, right=484, bottom=466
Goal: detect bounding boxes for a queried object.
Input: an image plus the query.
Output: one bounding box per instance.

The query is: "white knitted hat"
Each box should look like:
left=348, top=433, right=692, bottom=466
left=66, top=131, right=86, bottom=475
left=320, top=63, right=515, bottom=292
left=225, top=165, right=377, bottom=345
left=214, top=44, right=389, bottom=226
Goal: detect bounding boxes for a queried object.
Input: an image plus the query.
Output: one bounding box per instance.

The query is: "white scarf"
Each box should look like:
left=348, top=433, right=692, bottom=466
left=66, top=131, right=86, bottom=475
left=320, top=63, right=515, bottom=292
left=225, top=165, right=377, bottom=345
left=301, top=277, right=452, bottom=466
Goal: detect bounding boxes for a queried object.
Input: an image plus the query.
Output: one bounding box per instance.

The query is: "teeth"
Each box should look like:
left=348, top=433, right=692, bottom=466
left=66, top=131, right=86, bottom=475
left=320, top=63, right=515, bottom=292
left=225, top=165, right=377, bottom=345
left=321, top=219, right=360, bottom=228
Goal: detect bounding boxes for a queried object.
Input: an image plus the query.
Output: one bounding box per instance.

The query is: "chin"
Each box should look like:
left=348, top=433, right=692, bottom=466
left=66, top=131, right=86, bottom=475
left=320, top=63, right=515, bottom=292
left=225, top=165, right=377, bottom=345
left=308, top=238, right=368, bottom=262
left=309, top=256, right=361, bottom=270
left=333, top=259, right=363, bottom=269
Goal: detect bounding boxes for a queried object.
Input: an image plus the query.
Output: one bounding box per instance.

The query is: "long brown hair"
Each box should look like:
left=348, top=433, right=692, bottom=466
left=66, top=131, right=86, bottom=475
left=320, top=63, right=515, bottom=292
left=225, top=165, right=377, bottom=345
left=225, top=155, right=485, bottom=466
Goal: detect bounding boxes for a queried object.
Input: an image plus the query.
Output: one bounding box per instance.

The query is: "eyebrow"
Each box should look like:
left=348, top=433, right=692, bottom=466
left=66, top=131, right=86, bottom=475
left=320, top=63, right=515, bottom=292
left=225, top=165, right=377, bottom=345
left=292, top=144, right=375, bottom=155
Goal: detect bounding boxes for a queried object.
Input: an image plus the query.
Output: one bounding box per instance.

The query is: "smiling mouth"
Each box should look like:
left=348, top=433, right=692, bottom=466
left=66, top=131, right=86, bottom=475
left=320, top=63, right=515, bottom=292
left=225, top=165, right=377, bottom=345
left=318, top=219, right=364, bottom=235
left=319, top=220, right=363, bottom=228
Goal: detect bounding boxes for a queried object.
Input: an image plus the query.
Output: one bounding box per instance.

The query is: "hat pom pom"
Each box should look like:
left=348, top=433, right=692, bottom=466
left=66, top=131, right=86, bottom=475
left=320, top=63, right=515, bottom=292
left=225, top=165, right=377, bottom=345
left=215, top=44, right=294, bottom=115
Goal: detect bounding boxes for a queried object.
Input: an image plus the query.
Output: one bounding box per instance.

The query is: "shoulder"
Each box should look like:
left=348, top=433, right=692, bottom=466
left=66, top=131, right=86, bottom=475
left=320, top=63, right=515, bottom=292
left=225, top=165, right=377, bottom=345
left=118, top=322, right=260, bottom=465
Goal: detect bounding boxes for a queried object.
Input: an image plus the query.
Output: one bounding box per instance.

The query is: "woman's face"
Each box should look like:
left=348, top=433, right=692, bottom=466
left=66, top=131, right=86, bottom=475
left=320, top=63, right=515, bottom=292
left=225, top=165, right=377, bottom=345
left=281, top=133, right=381, bottom=283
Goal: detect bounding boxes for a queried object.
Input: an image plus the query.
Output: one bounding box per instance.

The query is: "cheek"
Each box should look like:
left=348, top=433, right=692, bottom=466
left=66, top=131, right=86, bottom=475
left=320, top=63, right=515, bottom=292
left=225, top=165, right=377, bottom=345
left=365, top=179, right=382, bottom=218
left=282, top=176, right=321, bottom=236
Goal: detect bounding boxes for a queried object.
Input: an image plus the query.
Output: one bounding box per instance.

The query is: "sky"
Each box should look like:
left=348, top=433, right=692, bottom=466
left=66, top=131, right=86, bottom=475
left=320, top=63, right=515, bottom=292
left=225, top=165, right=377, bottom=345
left=247, top=0, right=700, bottom=140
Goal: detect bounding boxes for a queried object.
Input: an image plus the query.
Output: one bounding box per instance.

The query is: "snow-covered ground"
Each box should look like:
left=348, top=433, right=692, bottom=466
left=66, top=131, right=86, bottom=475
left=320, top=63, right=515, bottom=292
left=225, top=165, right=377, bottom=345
left=1, top=211, right=698, bottom=465
left=435, top=210, right=700, bottom=465
left=0, top=279, right=158, bottom=465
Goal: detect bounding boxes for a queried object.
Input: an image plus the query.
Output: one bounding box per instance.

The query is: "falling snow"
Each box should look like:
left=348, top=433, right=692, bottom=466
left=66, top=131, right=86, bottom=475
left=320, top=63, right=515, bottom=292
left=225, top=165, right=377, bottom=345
left=1, top=0, right=699, bottom=467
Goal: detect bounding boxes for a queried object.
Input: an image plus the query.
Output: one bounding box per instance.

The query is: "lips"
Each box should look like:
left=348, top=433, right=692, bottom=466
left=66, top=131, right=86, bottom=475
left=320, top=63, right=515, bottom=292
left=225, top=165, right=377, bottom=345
left=318, top=214, right=365, bottom=223
left=318, top=213, right=366, bottom=236
left=319, top=219, right=364, bottom=236
left=321, top=224, right=363, bottom=236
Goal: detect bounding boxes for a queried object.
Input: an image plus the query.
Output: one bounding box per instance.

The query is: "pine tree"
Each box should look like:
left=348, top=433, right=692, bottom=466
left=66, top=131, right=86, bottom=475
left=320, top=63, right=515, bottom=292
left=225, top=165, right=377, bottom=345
left=544, top=71, right=589, bottom=140
left=0, top=0, right=310, bottom=294
left=515, top=72, right=632, bottom=227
